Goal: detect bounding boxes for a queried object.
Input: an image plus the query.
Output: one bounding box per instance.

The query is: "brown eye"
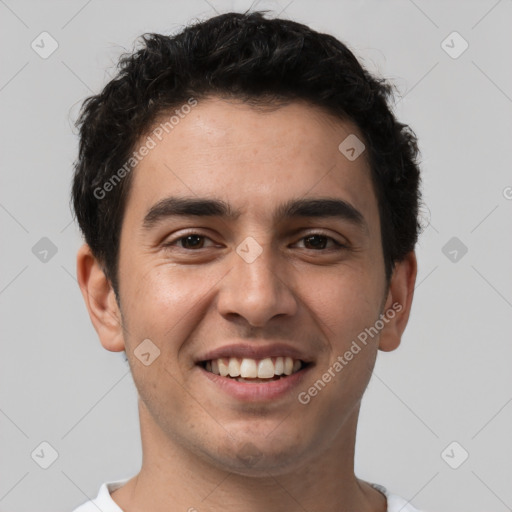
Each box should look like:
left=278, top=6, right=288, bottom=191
left=303, top=234, right=329, bottom=249
left=163, top=232, right=215, bottom=251
left=298, top=234, right=345, bottom=250
left=178, top=234, right=205, bottom=249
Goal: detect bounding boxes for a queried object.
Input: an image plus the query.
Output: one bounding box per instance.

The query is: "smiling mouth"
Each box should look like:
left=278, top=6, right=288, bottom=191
left=198, top=356, right=310, bottom=383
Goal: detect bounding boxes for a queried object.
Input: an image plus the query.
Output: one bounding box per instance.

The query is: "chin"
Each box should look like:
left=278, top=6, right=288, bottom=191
left=206, top=433, right=310, bottom=476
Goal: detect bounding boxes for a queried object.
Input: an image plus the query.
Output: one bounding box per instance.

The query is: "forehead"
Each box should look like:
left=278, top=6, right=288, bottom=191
left=124, top=97, right=378, bottom=231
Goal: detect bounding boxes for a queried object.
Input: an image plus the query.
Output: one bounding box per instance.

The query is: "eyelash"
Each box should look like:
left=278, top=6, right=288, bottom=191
left=163, top=231, right=348, bottom=251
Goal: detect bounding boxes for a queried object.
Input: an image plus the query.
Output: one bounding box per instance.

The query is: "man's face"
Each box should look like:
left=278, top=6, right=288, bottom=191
left=115, top=97, right=390, bottom=474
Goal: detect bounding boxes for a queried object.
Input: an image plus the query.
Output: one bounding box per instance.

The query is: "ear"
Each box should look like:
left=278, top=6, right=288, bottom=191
left=378, top=251, right=417, bottom=352
left=76, top=243, right=125, bottom=352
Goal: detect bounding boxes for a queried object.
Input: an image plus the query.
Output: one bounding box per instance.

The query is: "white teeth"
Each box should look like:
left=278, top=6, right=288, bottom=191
left=274, top=356, right=284, bottom=375
left=228, top=357, right=240, bottom=377
left=283, top=356, right=294, bottom=375
left=218, top=358, right=229, bottom=377
left=205, top=356, right=304, bottom=378
left=257, top=358, right=275, bottom=379
left=240, top=358, right=258, bottom=378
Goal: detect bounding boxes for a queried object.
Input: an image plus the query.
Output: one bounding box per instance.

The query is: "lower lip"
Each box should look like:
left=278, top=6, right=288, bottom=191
left=198, top=364, right=313, bottom=402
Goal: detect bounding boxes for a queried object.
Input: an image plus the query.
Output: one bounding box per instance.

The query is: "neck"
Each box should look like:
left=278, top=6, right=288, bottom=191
left=111, top=400, right=386, bottom=512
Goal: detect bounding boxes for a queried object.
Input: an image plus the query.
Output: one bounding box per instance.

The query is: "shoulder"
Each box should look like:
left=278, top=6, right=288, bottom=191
left=70, top=478, right=130, bottom=512
left=371, top=483, right=424, bottom=512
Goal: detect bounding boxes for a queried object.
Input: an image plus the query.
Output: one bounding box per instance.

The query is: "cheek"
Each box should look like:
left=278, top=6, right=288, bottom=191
left=306, top=267, right=382, bottom=343
left=120, top=266, right=211, bottom=407
left=316, top=270, right=382, bottom=398
left=121, top=263, right=223, bottom=347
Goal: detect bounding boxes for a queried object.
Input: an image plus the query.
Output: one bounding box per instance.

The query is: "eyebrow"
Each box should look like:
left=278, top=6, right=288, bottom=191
left=142, top=196, right=368, bottom=233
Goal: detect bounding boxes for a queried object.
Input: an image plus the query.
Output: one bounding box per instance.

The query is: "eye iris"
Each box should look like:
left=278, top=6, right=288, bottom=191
left=182, top=235, right=203, bottom=249
left=305, top=235, right=327, bottom=249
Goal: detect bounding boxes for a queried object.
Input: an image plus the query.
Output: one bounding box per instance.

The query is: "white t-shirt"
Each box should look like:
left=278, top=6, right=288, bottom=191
left=71, top=478, right=423, bottom=511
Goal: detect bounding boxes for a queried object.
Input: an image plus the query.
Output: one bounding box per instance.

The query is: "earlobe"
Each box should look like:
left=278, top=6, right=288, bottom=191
left=76, top=244, right=125, bottom=352
left=378, top=251, right=417, bottom=352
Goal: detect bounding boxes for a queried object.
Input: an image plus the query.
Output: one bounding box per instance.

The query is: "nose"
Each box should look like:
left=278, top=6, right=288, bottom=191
left=216, top=242, right=298, bottom=327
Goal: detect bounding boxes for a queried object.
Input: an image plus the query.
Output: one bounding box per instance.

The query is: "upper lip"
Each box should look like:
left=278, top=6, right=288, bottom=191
left=195, top=343, right=314, bottom=364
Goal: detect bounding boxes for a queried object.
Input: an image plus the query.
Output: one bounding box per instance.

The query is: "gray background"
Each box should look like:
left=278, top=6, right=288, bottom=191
left=1, top=0, right=511, bottom=511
